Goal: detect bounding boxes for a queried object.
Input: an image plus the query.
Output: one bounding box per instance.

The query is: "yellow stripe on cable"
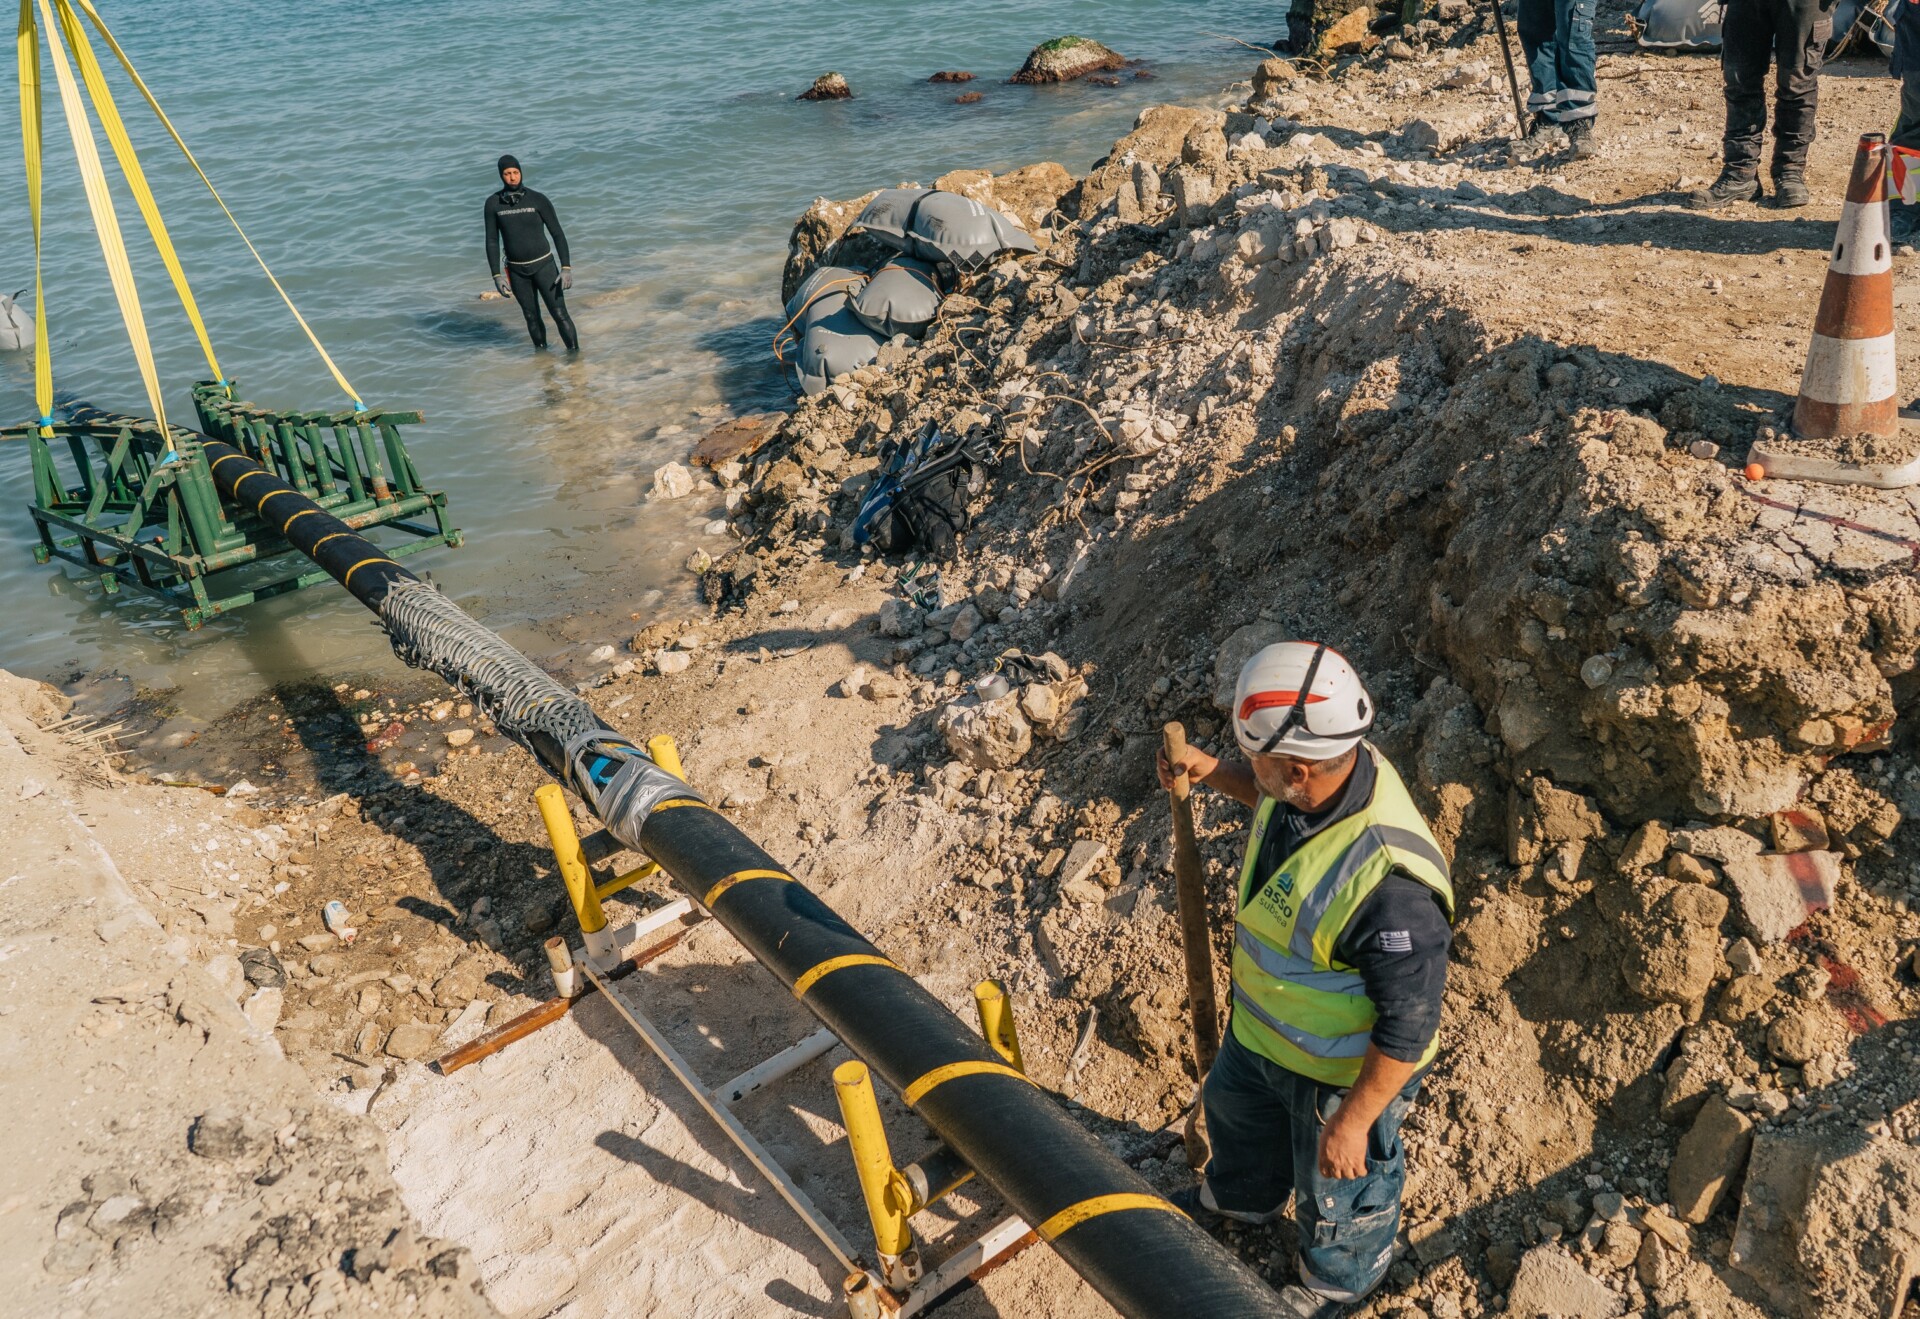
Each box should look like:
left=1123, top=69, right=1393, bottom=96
left=51, top=0, right=220, bottom=383
left=70, top=0, right=363, bottom=411
left=901, top=1059, right=1032, bottom=1107
left=702, top=868, right=792, bottom=909
left=34, top=0, right=172, bottom=449
left=650, top=798, right=715, bottom=814
left=791, top=953, right=897, bottom=999
left=1035, top=1194, right=1184, bottom=1243
left=18, top=0, right=53, bottom=438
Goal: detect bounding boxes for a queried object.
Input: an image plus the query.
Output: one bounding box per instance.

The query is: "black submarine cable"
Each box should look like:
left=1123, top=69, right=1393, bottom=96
left=198, top=435, right=1287, bottom=1318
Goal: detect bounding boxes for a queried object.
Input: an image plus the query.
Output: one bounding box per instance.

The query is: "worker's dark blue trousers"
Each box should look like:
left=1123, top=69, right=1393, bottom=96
left=1518, top=0, right=1598, bottom=125
left=1720, top=0, right=1829, bottom=180
left=1199, top=1029, right=1418, bottom=1302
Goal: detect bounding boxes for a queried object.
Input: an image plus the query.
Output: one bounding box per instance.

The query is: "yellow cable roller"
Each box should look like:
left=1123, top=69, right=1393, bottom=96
left=33, top=0, right=171, bottom=447
left=51, top=0, right=220, bottom=383
left=69, top=0, right=364, bottom=410
left=16, top=0, right=53, bottom=437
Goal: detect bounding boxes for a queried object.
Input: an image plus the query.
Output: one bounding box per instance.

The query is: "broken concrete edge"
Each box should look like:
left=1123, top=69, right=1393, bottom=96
left=1748, top=437, right=1920, bottom=490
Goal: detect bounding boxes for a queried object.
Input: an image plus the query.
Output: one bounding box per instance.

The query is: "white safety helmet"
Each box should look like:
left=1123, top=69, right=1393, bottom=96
left=1232, top=641, right=1374, bottom=760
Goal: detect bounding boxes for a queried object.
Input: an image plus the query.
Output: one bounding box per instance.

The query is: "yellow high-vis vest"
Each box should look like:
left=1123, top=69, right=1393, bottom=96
left=1230, top=745, right=1454, bottom=1086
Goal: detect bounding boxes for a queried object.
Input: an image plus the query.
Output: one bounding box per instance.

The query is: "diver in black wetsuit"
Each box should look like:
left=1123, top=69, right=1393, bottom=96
left=484, top=154, right=578, bottom=350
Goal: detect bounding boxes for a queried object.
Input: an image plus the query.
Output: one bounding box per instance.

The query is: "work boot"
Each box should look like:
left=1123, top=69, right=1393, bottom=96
left=1685, top=170, right=1761, bottom=210
left=1169, top=1184, right=1271, bottom=1228
left=1565, top=117, right=1598, bottom=159
left=1169, top=1186, right=1226, bottom=1233
left=1771, top=173, right=1811, bottom=208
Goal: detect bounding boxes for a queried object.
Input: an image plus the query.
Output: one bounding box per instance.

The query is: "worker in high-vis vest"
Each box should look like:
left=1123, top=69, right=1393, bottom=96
left=1158, top=642, right=1453, bottom=1319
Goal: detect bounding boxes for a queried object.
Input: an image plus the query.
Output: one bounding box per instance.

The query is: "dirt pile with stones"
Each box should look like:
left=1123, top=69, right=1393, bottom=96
left=711, top=36, right=1920, bottom=1319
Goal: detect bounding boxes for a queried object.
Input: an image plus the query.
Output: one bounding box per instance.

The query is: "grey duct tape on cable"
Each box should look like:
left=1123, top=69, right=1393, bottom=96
left=559, top=726, right=705, bottom=850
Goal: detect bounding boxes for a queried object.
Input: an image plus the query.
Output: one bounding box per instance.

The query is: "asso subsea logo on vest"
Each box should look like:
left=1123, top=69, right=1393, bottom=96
left=1255, top=869, right=1297, bottom=923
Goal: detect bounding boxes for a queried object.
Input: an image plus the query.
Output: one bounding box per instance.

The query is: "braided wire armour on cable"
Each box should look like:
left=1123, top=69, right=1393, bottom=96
left=378, top=580, right=700, bottom=847
left=379, top=578, right=612, bottom=772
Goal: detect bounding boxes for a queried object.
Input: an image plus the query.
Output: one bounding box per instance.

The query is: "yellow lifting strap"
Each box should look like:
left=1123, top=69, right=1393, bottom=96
left=51, top=0, right=221, bottom=386
left=31, top=0, right=172, bottom=448
left=16, top=0, right=52, bottom=437
left=68, top=0, right=366, bottom=411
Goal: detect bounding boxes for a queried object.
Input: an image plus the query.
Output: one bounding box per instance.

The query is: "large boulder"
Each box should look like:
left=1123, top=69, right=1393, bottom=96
left=797, top=72, right=852, bottom=101
left=1008, top=36, right=1126, bottom=84
left=1288, top=0, right=1376, bottom=55
left=990, top=161, right=1076, bottom=231
left=938, top=694, right=1032, bottom=769
left=1503, top=1244, right=1625, bottom=1317
left=1074, top=105, right=1227, bottom=219
left=782, top=191, right=887, bottom=306
left=1731, top=1132, right=1920, bottom=1318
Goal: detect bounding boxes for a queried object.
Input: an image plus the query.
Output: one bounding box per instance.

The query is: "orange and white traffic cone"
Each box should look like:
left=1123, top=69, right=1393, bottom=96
left=1794, top=132, right=1896, bottom=441
left=1751, top=132, right=1919, bottom=488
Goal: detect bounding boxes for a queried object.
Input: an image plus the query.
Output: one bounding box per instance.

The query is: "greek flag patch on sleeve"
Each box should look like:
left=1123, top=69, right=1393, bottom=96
left=1378, top=929, right=1412, bottom=954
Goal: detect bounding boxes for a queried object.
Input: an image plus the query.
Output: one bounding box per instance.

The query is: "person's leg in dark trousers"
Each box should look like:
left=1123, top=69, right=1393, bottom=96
left=1719, top=0, right=1776, bottom=185
left=1895, top=69, right=1920, bottom=151
left=1199, top=1030, right=1420, bottom=1305
left=1199, top=1030, right=1295, bottom=1220
left=507, top=263, right=550, bottom=348
left=1286, top=1067, right=1419, bottom=1303
left=532, top=261, right=580, bottom=351
left=1553, top=0, right=1598, bottom=124
left=1768, top=0, right=1829, bottom=202
left=1516, top=0, right=1563, bottom=129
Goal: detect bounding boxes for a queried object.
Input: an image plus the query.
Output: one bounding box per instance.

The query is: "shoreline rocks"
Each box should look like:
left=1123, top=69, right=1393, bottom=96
left=1008, top=36, right=1126, bottom=84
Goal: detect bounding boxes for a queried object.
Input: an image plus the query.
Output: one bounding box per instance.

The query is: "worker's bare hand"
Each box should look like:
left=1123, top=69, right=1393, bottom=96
left=1156, top=744, right=1219, bottom=791
left=1317, top=1114, right=1370, bottom=1181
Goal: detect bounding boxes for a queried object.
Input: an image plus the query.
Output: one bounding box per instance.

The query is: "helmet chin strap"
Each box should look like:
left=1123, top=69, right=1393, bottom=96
left=1258, top=643, right=1328, bottom=754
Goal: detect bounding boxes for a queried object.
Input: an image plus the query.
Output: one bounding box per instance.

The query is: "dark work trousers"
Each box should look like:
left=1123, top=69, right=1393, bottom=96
left=1517, top=0, right=1598, bottom=125
left=1719, top=0, right=1831, bottom=181
left=508, top=255, right=578, bottom=350
left=1896, top=68, right=1920, bottom=151
left=1200, top=1029, right=1422, bottom=1302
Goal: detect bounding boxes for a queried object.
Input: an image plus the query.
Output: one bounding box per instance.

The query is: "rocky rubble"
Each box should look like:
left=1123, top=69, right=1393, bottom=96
left=677, top=29, right=1920, bottom=1319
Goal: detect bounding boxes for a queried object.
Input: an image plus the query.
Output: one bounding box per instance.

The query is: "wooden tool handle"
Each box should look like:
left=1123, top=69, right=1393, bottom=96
left=1162, top=721, right=1191, bottom=802
left=1161, top=719, right=1219, bottom=1077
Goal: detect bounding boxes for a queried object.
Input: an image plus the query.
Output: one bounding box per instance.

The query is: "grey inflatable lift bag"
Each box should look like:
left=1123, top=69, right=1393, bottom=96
left=850, top=257, right=944, bottom=338
left=854, top=188, right=1039, bottom=273
left=0, top=291, right=31, bottom=353
left=1634, top=0, right=1720, bottom=48
left=1828, top=0, right=1892, bottom=56
left=781, top=264, right=886, bottom=396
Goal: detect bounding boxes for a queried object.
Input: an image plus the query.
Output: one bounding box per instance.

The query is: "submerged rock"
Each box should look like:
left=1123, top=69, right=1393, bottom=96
left=1008, top=36, right=1126, bottom=85
left=797, top=72, right=852, bottom=101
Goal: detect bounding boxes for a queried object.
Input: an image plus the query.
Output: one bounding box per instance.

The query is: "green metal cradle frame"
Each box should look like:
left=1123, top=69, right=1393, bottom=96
left=11, top=380, right=461, bottom=627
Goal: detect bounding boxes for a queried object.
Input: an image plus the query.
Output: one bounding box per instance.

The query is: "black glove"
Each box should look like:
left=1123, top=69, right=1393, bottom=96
left=493, top=272, right=510, bottom=296
left=561, top=266, right=574, bottom=291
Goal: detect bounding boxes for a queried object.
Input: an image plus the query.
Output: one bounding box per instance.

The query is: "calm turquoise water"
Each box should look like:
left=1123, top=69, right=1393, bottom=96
left=0, top=0, right=1267, bottom=717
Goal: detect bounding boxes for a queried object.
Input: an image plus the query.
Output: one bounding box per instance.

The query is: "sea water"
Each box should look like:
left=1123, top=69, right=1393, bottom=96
left=0, top=0, right=1270, bottom=720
